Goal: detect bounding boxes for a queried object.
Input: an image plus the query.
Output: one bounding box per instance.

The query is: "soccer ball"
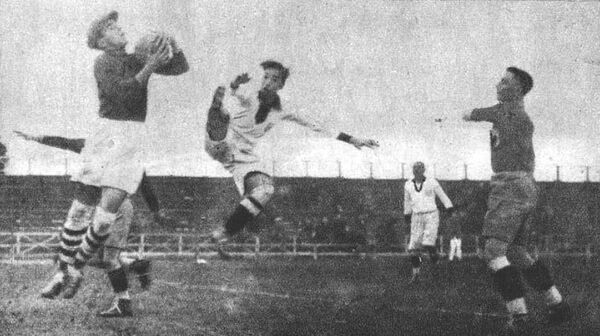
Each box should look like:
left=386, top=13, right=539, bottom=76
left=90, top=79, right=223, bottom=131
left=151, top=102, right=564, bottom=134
left=196, top=258, right=208, bottom=265
left=133, top=32, right=174, bottom=63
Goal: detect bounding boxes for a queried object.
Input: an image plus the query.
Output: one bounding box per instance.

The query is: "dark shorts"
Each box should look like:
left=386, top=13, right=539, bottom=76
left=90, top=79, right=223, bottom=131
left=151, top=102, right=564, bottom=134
left=482, top=172, right=538, bottom=245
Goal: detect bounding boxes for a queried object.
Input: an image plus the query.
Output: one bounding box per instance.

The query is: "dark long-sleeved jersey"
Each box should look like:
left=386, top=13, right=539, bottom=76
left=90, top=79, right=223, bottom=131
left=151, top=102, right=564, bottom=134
left=94, top=50, right=188, bottom=122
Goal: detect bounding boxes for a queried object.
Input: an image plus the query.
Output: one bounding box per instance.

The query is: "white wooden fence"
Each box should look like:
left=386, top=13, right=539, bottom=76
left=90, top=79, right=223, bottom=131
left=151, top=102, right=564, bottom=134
left=0, top=232, right=596, bottom=261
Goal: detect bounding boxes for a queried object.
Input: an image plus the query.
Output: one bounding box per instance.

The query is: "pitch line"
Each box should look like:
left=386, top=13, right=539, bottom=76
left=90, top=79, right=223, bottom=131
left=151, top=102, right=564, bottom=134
left=155, top=280, right=507, bottom=319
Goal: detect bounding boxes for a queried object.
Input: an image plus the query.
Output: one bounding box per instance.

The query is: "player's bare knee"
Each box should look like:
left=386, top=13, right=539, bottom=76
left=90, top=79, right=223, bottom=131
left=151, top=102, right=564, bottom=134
left=93, top=207, right=117, bottom=236
left=244, top=173, right=274, bottom=206
left=99, top=187, right=129, bottom=213
left=65, top=200, right=94, bottom=230
left=483, top=238, right=509, bottom=263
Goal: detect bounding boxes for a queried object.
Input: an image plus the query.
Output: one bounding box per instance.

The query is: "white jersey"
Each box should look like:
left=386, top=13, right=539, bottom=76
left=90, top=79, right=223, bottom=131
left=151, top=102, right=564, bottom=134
left=221, top=82, right=334, bottom=163
left=403, top=177, right=452, bottom=215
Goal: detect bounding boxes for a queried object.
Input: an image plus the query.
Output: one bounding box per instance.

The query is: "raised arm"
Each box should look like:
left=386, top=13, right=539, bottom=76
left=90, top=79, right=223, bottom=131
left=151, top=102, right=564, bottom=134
left=403, top=183, right=412, bottom=224
left=434, top=180, right=453, bottom=210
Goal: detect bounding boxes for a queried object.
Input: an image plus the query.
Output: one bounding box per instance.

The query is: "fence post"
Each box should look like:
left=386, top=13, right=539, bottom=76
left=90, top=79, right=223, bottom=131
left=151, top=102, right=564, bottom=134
left=255, top=236, right=260, bottom=255
left=15, top=233, right=21, bottom=256
left=313, top=245, right=318, bottom=260
left=178, top=235, right=183, bottom=256
left=544, top=235, right=550, bottom=253
left=369, top=162, right=374, bottom=179
left=438, top=235, right=444, bottom=254
left=304, top=161, right=309, bottom=177
left=404, top=234, right=409, bottom=253
left=475, top=236, right=481, bottom=257
left=401, top=163, right=405, bottom=179
left=586, top=244, right=592, bottom=264
left=64, top=158, right=69, bottom=175
left=463, top=163, right=468, bottom=180
left=586, top=166, right=590, bottom=182
left=556, top=166, right=560, bottom=182
left=292, top=236, right=297, bottom=255
left=139, top=234, right=145, bottom=257
left=337, top=160, right=342, bottom=178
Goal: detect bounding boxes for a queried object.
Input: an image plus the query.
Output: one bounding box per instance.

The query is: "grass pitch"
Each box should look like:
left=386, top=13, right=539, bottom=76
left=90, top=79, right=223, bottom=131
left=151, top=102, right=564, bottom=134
left=1, top=255, right=599, bottom=336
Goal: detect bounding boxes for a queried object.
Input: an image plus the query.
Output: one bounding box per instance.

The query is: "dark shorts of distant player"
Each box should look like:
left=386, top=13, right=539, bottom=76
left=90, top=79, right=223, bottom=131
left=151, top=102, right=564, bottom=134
left=482, top=172, right=538, bottom=246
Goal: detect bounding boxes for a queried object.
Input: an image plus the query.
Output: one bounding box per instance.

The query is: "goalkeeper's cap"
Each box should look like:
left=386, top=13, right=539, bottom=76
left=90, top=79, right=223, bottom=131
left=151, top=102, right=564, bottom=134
left=87, top=10, right=119, bottom=50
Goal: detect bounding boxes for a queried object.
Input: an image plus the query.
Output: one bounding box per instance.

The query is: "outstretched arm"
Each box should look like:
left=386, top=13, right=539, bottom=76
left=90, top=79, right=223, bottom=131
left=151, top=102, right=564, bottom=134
left=463, top=104, right=500, bottom=123
left=14, top=131, right=85, bottom=153
left=281, top=112, right=379, bottom=150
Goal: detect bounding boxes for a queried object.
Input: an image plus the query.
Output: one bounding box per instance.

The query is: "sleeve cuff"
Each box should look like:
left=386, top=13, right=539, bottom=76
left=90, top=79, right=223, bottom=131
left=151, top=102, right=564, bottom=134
left=336, top=132, right=352, bottom=143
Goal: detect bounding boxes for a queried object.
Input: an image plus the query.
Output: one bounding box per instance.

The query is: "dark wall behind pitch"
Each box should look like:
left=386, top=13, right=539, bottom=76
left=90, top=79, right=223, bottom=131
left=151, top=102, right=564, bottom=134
left=0, top=176, right=598, bottom=244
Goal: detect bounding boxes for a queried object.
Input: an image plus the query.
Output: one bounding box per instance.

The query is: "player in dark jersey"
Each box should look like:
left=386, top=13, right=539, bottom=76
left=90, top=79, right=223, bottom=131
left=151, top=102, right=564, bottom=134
left=14, top=131, right=168, bottom=317
left=463, top=67, right=572, bottom=333
left=40, top=10, right=188, bottom=301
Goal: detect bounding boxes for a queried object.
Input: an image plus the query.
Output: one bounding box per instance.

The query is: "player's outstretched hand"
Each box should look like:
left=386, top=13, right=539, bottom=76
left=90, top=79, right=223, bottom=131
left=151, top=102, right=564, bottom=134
left=230, top=73, right=251, bottom=90
left=13, top=130, right=40, bottom=142
left=349, top=137, right=379, bottom=150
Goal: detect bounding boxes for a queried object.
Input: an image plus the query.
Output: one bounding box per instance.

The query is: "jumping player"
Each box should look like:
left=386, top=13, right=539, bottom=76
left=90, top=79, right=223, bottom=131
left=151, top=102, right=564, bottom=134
left=403, top=161, right=453, bottom=283
left=205, top=61, right=379, bottom=253
left=15, top=131, right=162, bottom=317
left=40, top=10, right=188, bottom=300
left=463, top=67, right=572, bottom=332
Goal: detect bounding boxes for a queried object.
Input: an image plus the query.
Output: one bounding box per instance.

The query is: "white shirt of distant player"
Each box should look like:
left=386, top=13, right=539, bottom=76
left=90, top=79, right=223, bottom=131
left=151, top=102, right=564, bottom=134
left=221, top=80, right=334, bottom=162
left=403, top=177, right=453, bottom=215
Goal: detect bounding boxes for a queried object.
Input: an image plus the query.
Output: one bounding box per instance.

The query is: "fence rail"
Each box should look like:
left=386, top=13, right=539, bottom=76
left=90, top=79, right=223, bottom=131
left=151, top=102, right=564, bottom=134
left=0, top=232, right=597, bottom=261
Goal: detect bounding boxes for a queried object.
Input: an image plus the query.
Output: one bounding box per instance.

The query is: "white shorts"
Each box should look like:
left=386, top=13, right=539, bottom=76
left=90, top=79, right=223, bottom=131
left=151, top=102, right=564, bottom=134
left=71, top=119, right=147, bottom=195
left=205, top=135, right=270, bottom=195
left=408, top=210, right=440, bottom=250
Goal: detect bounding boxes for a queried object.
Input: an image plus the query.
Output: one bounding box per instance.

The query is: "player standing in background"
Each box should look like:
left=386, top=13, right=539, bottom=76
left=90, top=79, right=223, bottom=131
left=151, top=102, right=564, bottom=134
left=463, top=67, right=572, bottom=333
left=40, top=10, right=188, bottom=300
left=14, top=131, right=163, bottom=317
left=205, top=60, right=378, bottom=255
left=403, top=161, right=453, bottom=283
left=446, top=208, right=464, bottom=262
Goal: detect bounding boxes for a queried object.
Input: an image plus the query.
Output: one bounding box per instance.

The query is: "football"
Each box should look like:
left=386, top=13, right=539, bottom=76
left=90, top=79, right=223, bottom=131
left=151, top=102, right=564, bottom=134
left=133, top=32, right=175, bottom=63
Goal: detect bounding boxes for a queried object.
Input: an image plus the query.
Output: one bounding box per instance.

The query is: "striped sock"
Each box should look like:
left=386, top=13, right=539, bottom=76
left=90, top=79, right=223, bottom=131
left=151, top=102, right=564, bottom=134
left=74, top=226, right=109, bottom=269
left=59, top=226, right=87, bottom=265
left=58, top=201, right=94, bottom=265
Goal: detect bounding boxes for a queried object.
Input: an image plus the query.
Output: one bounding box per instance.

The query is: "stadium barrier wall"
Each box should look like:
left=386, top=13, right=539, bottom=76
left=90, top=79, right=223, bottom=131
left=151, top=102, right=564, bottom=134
left=1, top=175, right=599, bottom=246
